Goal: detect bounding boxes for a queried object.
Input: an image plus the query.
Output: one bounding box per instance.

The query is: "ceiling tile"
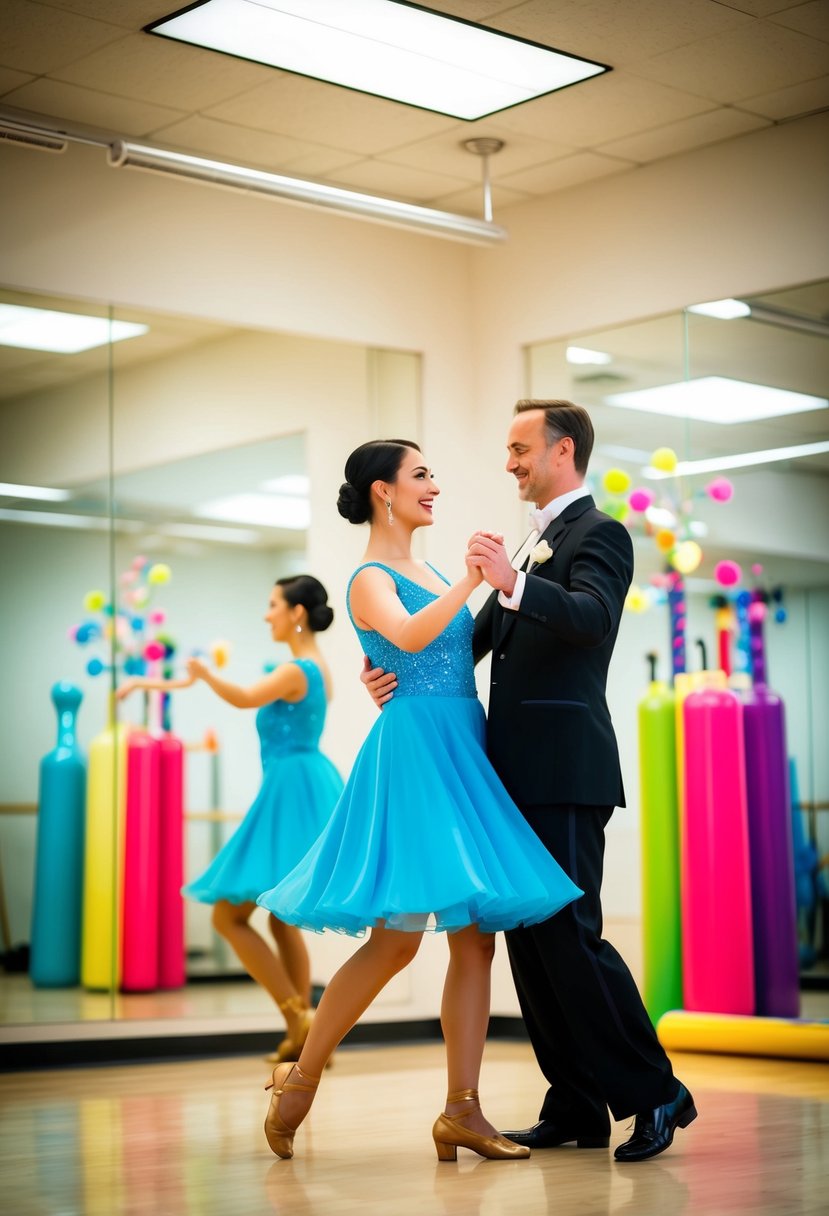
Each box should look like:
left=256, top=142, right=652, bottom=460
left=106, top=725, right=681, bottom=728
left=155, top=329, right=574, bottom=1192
left=0, top=67, right=34, bottom=96
left=491, top=72, right=716, bottom=145
left=768, top=0, right=829, bottom=43
left=738, top=74, right=829, bottom=119
left=488, top=0, right=753, bottom=66
left=328, top=159, right=470, bottom=203
left=146, top=113, right=338, bottom=171
left=379, top=122, right=576, bottom=183
left=629, top=20, right=829, bottom=102
left=1, top=0, right=127, bottom=75
left=424, top=1, right=521, bottom=18
left=431, top=181, right=533, bottom=217
left=498, top=150, right=635, bottom=194
left=713, top=0, right=817, bottom=15
left=2, top=77, right=186, bottom=137
left=53, top=31, right=275, bottom=110
left=598, top=107, right=770, bottom=164
left=37, top=1, right=176, bottom=26
left=206, top=74, right=457, bottom=157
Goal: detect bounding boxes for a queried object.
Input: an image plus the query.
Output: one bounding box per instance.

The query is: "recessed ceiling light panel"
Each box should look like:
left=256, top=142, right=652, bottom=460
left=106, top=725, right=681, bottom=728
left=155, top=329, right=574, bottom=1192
left=604, top=376, right=828, bottom=425
left=0, top=304, right=147, bottom=353
left=147, top=0, right=609, bottom=120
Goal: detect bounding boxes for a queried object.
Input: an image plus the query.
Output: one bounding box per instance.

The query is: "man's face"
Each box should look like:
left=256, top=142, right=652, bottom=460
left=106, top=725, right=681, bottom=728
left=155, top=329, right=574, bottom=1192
left=505, top=410, right=564, bottom=505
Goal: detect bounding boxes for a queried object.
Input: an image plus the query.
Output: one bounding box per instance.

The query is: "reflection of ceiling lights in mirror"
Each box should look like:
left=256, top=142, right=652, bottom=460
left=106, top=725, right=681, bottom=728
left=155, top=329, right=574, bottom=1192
left=643, top=440, right=829, bottom=478
left=194, top=493, right=310, bottom=529
left=261, top=475, right=310, bottom=496
left=159, top=522, right=261, bottom=545
left=147, top=0, right=607, bottom=120
left=566, top=346, right=613, bottom=365
left=687, top=299, right=751, bottom=319
left=0, top=508, right=140, bottom=531
left=604, top=377, right=828, bottom=424
left=0, top=305, right=148, bottom=353
left=0, top=482, right=71, bottom=501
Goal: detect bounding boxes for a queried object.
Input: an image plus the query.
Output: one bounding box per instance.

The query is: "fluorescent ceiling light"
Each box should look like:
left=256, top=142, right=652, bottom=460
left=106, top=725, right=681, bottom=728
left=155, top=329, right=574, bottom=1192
left=687, top=299, right=751, bottom=320
left=194, top=493, right=310, bottom=529
left=0, top=304, right=148, bottom=353
left=0, top=481, right=72, bottom=501
left=160, top=522, right=261, bottom=545
left=566, top=345, right=612, bottom=365
left=147, top=0, right=607, bottom=120
left=0, top=508, right=111, bottom=530
left=605, top=377, right=828, bottom=424
left=643, top=440, right=829, bottom=479
left=261, top=475, right=310, bottom=496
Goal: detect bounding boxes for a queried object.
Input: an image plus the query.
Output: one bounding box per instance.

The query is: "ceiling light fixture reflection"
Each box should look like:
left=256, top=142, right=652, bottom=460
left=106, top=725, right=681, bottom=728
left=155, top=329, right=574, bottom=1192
left=604, top=377, right=828, bottom=424
left=146, top=0, right=608, bottom=120
left=108, top=141, right=507, bottom=244
left=0, top=482, right=72, bottom=501
left=160, top=522, right=261, bottom=545
left=0, top=304, right=148, bottom=353
left=566, top=345, right=613, bottom=365
left=261, top=475, right=310, bottom=496
left=643, top=440, right=829, bottom=479
left=687, top=298, right=751, bottom=320
left=194, top=493, right=310, bottom=529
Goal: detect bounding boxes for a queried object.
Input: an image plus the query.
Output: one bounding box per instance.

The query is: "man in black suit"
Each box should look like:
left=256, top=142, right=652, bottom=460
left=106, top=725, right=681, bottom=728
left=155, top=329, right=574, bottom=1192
left=466, top=400, right=695, bottom=1162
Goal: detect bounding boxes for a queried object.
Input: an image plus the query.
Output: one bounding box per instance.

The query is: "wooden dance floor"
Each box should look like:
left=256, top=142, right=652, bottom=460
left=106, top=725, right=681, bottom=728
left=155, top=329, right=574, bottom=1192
left=1, top=1040, right=827, bottom=1215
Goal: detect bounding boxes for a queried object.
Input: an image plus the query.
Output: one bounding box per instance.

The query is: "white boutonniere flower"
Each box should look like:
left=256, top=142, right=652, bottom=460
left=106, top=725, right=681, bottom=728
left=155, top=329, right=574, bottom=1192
left=529, top=539, right=553, bottom=568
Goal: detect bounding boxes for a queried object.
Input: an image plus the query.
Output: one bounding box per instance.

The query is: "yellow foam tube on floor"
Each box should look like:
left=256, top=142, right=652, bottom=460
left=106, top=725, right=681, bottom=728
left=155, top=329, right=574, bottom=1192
left=657, top=1009, right=829, bottom=1062
left=81, top=715, right=129, bottom=990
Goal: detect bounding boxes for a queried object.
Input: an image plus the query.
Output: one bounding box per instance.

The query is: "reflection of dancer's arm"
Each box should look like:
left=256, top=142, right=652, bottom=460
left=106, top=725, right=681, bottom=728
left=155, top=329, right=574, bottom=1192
left=116, top=673, right=196, bottom=700
left=185, top=657, right=306, bottom=709
left=350, top=559, right=481, bottom=655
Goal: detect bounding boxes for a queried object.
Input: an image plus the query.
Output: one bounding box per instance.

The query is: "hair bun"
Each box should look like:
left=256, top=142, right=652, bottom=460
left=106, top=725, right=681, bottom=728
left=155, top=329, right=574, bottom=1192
left=308, top=603, right=334, bottom=632
left=337, top=481, right=370, bottom=525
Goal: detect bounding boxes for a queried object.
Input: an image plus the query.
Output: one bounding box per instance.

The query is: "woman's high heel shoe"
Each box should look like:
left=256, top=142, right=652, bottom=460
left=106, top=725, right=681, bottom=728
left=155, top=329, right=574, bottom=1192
left=263, top=1063, right=320, bottom=1158
left=432, top=1089, right=531, bottom=1162
left=269, top=996, right=314, bottom=1065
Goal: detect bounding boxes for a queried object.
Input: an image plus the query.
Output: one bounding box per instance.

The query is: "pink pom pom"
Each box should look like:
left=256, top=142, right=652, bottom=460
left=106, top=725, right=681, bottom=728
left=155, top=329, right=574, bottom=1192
left=707, top=477, right=734, bottom=503
left=149, top=610, right=166, bottom=625
left=715, top=560, right=742, bottom=587
left=131, top=556, right=147, bottom=570
left=67, top=625, right=79, bottom=641
left=628, top=488, right=655, bottom=512
left=752, top=563, right=763, bottom=576
left=144, top=640, right=165, bottom=661
left=748, top=601, right=767, bottom=623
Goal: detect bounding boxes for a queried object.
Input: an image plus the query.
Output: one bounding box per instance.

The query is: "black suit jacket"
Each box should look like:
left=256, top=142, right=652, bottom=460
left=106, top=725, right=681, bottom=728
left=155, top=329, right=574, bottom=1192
left=473, top=495, right=633, bottom=809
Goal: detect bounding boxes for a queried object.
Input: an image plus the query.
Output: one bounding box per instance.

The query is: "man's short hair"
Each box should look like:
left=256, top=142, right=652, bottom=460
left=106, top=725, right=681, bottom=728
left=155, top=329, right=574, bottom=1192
left=514, top=399, right=594, bottom=474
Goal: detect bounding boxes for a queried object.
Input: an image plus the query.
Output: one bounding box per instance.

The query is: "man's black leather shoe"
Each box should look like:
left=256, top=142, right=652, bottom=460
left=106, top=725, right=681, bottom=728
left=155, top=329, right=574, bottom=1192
left=501, top=1120, right=610, bottom=1149
left=613, top=1083, right=697, bottom=1162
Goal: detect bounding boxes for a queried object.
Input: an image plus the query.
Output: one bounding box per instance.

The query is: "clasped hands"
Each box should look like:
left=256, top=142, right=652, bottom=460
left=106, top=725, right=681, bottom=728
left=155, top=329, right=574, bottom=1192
left=466, top=530, right=517, bottom=597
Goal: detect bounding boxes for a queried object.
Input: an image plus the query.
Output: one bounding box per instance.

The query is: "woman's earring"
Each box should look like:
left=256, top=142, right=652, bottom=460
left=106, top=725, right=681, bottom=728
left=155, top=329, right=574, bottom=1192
left=386, top=499, right=394, bottom=526
left=295, top=624, right=303, bottom=634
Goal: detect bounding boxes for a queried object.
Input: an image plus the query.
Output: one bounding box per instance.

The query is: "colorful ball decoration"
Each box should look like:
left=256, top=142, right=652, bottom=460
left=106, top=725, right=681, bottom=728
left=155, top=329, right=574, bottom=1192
left=651, top=447, right=678, bottom=473
left=671, top=540, right=703, bottom=575
left=602, top=499, right=629, bottom=522
left=602, top=468, right=631, bottom=495
left=147, top=563, right=171, bottom=586
left=625, top=586, right=649, bottom=613
left=715, top=559, right=742, bottom=587
left=706, top=477, right=734, bottom=503
left=83, top=589, right=106, bottom=612
left=629, top=487, right=655, bottom=512
left=210, top=640, right=230, bottom=668
left=655, top=528, right=676, bottom=553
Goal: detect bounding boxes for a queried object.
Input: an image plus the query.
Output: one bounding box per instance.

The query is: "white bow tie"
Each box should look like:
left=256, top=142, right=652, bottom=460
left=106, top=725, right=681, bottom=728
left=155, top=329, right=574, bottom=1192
left=529, top=507, right=553, bottom=534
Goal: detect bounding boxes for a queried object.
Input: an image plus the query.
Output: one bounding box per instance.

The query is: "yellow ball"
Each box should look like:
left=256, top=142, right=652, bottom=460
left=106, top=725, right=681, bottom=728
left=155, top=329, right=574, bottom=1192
left=210, top=639, right=230, bottom=668
left=625, top=586, right=648, bottom=613
left=147, top=563, right=171, bottom=585
left=83, top=589, right=106, bottom=612
left=655, top=528, right=676, bottom=553
left=671, top=540, right=703, bottom=574
left=651, top=447, right=678, bottom=473
left=602, top=468, right=631, bottom=495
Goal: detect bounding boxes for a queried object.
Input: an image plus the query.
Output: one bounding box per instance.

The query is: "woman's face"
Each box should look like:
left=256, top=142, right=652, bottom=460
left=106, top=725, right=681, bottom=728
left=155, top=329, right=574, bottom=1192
left=384, top=447, right=440, bottom=528
left=264, top=585, right=300, bottom=642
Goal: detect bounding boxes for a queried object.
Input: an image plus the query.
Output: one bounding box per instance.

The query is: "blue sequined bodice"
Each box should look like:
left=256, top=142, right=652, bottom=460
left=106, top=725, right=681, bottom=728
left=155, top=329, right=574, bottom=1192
left=346, top=562, right=477, bottom=699
left=255, top=658, right=327, bottom=764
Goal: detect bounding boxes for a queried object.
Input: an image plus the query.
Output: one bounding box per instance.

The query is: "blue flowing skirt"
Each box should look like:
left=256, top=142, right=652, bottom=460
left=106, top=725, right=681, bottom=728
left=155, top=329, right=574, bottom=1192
left=257, top=696, right=581, bottom=935
left=183, top=751, right=343, bottom=905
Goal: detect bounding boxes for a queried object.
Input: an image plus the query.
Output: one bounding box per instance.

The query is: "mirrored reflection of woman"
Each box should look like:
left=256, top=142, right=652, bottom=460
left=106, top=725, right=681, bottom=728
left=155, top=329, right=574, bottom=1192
left=257, top=441, right=582, bottom=1163
left=117, top=575, right=342, bottom=1063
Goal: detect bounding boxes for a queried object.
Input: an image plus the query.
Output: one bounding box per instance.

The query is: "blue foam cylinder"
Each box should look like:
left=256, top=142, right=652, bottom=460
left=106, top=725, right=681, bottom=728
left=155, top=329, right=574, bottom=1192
left=30, top=683, right=87, bottom=987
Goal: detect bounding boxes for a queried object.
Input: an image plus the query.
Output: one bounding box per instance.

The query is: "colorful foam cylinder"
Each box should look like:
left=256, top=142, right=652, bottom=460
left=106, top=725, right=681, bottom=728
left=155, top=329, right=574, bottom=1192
left=121, top=729, right=161, bottom=991
left=638, top=669, right=682, bottom=1022
left=31, top=683, right=86, bottom=987
left=741, top=685, right=799, bottom=1017
left=81, top=707, right=128, bottom=990
left=157, top=734, right=185, bottom=989
left=682, top=686, right=754, bottom=1014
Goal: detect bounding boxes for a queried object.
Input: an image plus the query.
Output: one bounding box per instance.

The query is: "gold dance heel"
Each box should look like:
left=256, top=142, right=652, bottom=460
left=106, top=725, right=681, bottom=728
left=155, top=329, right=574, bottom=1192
left=272, top=996, right=314, bottom=1064
left=263, top=1063, right=320, bottom=1158
left=432, top=1089, right=531, bottom=1162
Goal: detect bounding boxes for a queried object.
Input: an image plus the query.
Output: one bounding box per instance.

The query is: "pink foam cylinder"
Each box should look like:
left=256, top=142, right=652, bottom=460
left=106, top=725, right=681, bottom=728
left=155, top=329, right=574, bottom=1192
left=682, top=687, right=754, bottom=1014
left=157, top=734, right=186, bottom=989
left=121, top=730, right=161, bottom=991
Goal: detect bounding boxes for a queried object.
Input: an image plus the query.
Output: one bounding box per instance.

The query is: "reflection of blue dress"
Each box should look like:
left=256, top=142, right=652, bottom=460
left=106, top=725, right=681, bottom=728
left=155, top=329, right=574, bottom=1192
left=183, top=659, right=342, bottom=905
left=258, top=564, right=581, bottom=935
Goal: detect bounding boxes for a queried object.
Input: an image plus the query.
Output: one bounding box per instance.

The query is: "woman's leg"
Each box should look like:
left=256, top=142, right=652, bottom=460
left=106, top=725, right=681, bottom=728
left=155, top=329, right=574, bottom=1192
left=441, top=925, right=498, bottom=1135
left=276, top=924, right=423, bottom=1129
left=212, top=900, right=306, bottom=1042
left=268, top=914, right=311, bottom=1006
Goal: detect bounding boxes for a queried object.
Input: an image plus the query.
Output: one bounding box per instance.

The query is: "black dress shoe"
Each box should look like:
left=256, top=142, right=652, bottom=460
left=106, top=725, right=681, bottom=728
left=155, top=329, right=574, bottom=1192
left=501, top=1120, right=610, bottom=1149
left=613, top=1083, right=697, bottom=1162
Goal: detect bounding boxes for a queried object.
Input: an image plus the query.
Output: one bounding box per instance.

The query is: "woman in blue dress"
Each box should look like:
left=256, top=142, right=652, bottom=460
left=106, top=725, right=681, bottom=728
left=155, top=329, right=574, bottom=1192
left=118, top=575, right=342, bottom=1061
left=257, top=442, right=582, bottom=1163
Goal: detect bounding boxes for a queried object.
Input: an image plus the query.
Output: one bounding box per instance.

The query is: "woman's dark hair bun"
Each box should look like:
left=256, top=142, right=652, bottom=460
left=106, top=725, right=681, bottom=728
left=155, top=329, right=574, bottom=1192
left=307, top=604, right=334, bottom=632
left=337, top=481, right=371, bottom=525
left=276, top=575, right=333, bottom=633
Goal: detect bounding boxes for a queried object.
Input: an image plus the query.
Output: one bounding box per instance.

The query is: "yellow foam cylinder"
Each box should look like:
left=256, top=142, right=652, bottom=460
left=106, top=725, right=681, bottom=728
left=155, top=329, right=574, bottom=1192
left=657, top=1010, right=829, bottom=1062
left=81, top=708, right=129, bottom=990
